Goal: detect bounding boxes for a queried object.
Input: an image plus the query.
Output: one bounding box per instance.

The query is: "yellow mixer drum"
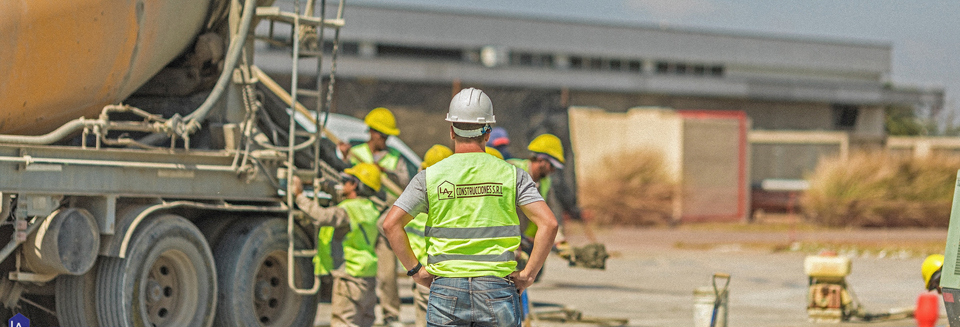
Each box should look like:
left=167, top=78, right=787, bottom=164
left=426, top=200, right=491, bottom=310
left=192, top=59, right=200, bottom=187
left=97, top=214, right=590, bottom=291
left=0, top=0, right=213, bottom=135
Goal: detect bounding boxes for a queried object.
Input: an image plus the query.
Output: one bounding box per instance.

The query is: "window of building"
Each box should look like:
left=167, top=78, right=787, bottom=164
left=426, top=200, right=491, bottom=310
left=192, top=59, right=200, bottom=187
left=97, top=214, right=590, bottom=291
left=628, top=60, right=642, bottom=73
left=517, top=53, right=533, bottom=66
left=588, top=58, right=603, bottom=70
left=376, top=44, right=462, bottom=61
left=509, top=52, right=554, bottom=68
left=317, top=41, right=359, bottom=55
left=608, top=60, right=622, bottom=71
left=570, top=56, right=583, bottom=69
left=832, top=104, right=859, bottom=130
left=710, top=65, right=724, bottom=77
left=675, top=63, right=687, bottom=75
left=538, top=54, right=554, bottom=68
left=656, top=61, right=669, bottom=74
left=693, top=65, right=706, bottom=75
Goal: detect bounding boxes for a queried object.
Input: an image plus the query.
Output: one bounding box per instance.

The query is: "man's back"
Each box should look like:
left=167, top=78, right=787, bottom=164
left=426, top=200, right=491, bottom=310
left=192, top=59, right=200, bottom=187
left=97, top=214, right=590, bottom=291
left=423, top=152, right=521, bottom=278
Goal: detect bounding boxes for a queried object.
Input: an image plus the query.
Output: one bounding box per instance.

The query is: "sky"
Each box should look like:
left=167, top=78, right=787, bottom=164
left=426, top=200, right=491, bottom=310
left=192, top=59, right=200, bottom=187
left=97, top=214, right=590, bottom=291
left=353, top=0, right=959, bottom=120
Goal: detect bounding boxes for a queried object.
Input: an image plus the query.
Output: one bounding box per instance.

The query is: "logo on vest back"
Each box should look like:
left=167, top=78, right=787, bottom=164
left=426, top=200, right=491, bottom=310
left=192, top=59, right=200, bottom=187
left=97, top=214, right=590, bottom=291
left=438, top=181, right=503, bottom=200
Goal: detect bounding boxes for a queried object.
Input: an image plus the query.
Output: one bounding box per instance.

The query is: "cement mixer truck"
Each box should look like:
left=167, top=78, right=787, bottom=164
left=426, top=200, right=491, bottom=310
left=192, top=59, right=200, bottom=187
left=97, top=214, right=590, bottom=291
left=0, top=0, right=354, bottom=325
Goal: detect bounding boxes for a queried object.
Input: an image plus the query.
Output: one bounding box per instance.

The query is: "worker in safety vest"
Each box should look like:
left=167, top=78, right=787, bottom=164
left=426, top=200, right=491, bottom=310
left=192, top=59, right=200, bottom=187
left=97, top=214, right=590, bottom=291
left=291, top=163, right=382, bottom=327
left=341, top=107, right=412, bottom=201
left=339, top=107, right=410, bottom=327
left=922, top=254, right=944, bottom=294
left=383, top=87, right=558, bottom=327
left=507, top=134, right=566, bottom=240
left=486, top=127, right=513, bottom=159
left=486, top=146, right=505, bottom=160
left=404, top=144, right=453, bottom=327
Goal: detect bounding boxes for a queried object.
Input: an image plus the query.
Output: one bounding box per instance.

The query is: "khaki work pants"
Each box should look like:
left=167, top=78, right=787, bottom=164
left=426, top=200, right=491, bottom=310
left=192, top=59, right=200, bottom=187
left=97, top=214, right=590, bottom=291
left=413, top=282, right=430, bottom=327
left=332, top=274, right=378, bottom=327
left=376, top=235, right=401, bottom=322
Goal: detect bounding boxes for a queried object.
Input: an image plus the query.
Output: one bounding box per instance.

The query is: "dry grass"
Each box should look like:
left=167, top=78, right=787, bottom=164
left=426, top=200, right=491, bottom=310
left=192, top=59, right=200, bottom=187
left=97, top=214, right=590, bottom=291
left=580, top=150, right=675, bottom=225
left=802, top=151, right=959, bottom=227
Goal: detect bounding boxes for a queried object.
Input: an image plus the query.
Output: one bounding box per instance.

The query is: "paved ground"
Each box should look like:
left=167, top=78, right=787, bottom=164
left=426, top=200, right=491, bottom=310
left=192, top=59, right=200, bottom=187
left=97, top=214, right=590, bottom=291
left=316, top=222, right=951, bottom=327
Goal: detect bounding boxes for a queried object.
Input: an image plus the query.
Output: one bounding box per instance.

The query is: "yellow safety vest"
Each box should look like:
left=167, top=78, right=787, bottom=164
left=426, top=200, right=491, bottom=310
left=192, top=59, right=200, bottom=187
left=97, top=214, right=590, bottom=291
left=425, top=153, right=520, bottom=277
left=405, top=213, right=428, bottom=264
left=507, top=158, right=550, bottom=238
left=313, top=198, right=380, bottom=277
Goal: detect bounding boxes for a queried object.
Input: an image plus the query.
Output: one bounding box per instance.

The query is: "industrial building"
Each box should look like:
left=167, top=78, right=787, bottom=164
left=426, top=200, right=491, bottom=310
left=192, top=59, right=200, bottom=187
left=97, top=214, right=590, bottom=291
left=255, top=2, right=945, bottom=221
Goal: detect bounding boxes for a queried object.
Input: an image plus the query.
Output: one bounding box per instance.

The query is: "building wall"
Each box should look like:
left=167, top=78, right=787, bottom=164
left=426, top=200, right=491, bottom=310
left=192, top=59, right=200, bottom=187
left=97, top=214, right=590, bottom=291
left=569, top=91, right=836, bottom=131
left=259, top=3, right=942, bottom=110
left=334, top=3, right=891, bottom=81
left=568, top=107, right=684, bottom=182
left=747, top=130, right=848, bottom=183
left=569, top=107, right=747, bottom=222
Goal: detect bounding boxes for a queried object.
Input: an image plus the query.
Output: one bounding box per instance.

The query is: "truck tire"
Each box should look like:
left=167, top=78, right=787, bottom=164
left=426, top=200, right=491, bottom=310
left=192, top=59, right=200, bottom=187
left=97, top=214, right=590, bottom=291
left=56, top=264, right=100, bottom=326
left=96, top=214, right=217, bottom=327
left=195, top=216, right=237, bottom=250
left=212, top=218, right=317, bottom=327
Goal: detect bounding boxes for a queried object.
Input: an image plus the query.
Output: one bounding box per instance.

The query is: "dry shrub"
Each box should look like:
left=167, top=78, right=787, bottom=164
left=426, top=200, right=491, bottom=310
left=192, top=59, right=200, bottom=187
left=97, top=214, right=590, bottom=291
left=802, top=151, right=959, bottom=227
left=580, top=150, right=675, bottom=225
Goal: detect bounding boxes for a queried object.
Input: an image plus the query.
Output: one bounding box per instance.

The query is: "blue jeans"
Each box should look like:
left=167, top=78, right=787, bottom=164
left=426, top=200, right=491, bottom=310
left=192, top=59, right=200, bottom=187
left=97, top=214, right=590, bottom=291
left=427, top=276, right=522, bottom=327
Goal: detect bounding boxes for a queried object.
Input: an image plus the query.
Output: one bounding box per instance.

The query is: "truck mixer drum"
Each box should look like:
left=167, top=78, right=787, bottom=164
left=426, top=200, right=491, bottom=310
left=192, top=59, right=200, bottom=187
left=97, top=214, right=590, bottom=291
left=24, top=208, right=100, bottom=276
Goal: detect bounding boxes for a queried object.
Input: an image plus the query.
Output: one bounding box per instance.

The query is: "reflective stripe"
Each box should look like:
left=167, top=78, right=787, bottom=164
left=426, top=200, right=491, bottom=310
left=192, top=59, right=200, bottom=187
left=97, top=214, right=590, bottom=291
left=404, top=226, right=425, bottom=237
left=425, top=153, right=520, bottom=277
left=428, top=250, right=515, bottom=264
left=424, top=225, right=520, bottom=239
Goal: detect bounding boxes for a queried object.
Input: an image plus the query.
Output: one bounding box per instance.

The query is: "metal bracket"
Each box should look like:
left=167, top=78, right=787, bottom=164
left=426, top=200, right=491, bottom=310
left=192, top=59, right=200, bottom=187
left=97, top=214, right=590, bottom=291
left=8, top=272, right=57, bottom=284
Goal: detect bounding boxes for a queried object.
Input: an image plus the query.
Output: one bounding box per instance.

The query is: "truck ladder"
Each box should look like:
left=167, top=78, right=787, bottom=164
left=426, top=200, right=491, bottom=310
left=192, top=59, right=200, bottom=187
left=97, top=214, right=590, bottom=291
left=257, top=0, right=345, bottom=295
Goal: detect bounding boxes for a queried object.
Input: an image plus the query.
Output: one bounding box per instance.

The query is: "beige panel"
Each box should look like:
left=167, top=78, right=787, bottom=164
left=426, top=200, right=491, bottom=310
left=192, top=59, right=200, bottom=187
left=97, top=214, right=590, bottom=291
left=568, top=107, right=683, bottom=189
left=681, top=118, right=742, bottom=219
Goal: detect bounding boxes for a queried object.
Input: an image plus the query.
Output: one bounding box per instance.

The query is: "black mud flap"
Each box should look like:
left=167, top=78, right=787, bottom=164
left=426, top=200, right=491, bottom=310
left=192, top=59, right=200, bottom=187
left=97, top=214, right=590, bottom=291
left=942, top=287, right=960, bottom=326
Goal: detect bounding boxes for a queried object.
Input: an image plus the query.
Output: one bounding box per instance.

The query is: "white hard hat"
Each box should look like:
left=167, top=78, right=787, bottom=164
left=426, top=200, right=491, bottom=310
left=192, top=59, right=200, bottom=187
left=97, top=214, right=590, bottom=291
left=446, top=88, right=495, bottom=124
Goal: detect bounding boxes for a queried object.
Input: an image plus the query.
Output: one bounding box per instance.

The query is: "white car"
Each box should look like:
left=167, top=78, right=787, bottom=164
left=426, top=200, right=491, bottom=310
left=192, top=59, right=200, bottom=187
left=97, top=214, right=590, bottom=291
left=292, top=110, right=422, bottom=178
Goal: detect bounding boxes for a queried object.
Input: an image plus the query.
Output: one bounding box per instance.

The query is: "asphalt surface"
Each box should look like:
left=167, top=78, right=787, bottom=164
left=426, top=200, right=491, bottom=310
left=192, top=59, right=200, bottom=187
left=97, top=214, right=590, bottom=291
left=316, top=224, right=950, bottom=327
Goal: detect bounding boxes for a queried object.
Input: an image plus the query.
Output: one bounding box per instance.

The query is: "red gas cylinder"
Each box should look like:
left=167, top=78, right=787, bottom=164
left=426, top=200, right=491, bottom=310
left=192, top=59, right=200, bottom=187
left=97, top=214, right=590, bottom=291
left=915, top=292, right=940, bottom=327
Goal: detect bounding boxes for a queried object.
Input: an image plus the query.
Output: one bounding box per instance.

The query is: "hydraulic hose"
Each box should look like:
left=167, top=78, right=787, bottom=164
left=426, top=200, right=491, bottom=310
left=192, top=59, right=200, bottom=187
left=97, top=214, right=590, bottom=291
left=183, top=0, right=258, bottom=133
left=0, top=119, right=92, bottom=145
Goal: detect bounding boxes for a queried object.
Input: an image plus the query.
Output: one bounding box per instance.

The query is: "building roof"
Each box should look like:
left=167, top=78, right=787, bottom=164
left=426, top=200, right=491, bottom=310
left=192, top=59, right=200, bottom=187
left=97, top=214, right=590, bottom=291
left=256, top=0, right=943, bottom=108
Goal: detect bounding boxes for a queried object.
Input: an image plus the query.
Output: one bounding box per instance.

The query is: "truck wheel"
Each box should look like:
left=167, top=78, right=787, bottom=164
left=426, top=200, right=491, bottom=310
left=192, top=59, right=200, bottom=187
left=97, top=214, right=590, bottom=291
left=56, top=264, right=100, bottom=326
left=212, top=218, right=317, bottom=327
left=96, top=215, right=217, bottom=327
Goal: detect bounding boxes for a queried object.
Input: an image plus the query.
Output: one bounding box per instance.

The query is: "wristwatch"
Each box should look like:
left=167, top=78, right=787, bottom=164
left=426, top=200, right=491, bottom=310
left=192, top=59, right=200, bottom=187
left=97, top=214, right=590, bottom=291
left=406, top=262, right=423, bottom=276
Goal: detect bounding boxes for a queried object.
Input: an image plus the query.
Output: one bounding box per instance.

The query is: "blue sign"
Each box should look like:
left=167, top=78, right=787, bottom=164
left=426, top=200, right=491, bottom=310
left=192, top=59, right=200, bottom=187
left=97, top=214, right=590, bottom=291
left=8, top=313, right=28, bottom=327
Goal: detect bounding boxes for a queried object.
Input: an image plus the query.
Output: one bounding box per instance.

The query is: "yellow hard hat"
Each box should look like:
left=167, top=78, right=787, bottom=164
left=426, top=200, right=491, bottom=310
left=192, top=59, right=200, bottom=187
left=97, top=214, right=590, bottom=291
left=922, top=254, right=944, bottom=290
left=421, top=144, right=453, bottom=169
left=528, top=134, right=565, bottom=166
left=485, top=146, right=504, bottom=160
left=344, top=163, right=382, bottom=192
left=364, top=107, right=400, bottom=136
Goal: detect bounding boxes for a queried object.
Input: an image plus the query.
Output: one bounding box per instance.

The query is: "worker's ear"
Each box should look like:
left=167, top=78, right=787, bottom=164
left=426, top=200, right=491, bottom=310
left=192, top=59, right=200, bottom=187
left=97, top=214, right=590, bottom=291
left=449, top=126, right=455, bottom=140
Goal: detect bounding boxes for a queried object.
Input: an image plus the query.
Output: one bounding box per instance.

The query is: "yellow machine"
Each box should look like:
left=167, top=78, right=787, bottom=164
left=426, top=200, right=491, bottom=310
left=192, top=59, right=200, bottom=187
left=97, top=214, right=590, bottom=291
left=804, top=253, right=913, bottom=323
left=805, top=254, right=855, bottom=322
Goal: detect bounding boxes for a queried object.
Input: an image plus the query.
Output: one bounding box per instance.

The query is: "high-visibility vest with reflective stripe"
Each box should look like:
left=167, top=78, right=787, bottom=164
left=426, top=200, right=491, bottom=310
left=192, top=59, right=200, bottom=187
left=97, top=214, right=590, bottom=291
left=314, top=226, right=335, bottom=276
left=312, top=198, right=380, bottom=277
left=507, top=158, right=551, bottom=238
left=350, top=143, right=401, bottom=171
left=405, top=213, right=428, bottom=264
left=425, top=152, right=520, bottom=277
left=350, top=143, right=402, bottom=198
